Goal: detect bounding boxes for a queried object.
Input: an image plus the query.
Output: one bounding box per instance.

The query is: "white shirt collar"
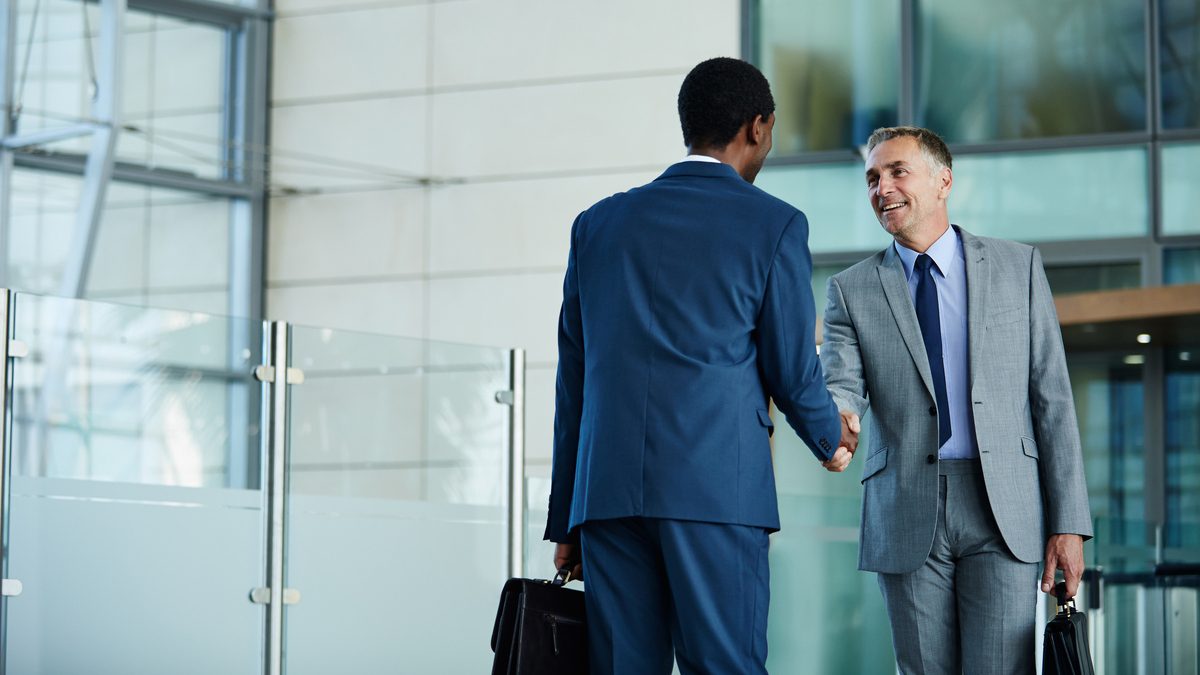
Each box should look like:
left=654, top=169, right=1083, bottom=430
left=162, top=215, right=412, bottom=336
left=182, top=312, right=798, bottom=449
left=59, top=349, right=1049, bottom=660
left=679, top=154, right=722, bottom=164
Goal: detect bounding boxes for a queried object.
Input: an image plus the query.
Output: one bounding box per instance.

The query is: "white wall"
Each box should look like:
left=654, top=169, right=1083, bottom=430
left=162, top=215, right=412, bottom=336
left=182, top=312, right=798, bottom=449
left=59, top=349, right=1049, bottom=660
left=266, top=0, right=741, bottom=479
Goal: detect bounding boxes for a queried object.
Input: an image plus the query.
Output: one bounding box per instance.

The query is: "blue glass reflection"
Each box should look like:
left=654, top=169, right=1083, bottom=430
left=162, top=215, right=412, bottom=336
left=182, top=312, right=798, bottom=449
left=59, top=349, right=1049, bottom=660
left=1161, top=0, right=1200, bottom=129
left=915, top=0, right=1147, bottom=142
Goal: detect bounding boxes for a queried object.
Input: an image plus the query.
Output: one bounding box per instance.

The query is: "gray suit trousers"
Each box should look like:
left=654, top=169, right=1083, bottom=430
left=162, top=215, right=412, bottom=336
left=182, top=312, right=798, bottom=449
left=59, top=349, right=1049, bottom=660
left=877, top=460, right=1039, bottom=675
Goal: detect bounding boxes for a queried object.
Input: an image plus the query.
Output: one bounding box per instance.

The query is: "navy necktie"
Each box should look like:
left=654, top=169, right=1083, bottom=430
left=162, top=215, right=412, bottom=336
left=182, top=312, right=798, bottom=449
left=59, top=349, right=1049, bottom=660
left=914, top=254, right=952, bottom=449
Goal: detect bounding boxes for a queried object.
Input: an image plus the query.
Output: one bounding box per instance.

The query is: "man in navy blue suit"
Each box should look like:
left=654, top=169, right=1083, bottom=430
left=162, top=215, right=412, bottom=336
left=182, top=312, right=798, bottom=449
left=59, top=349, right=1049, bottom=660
left=545, top=57, right=857, bottom=674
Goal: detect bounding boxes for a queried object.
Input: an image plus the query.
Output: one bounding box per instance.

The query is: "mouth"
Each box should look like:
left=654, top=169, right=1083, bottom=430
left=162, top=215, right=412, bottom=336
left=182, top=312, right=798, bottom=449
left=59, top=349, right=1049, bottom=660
left=879, top=201, right=907, bottom=215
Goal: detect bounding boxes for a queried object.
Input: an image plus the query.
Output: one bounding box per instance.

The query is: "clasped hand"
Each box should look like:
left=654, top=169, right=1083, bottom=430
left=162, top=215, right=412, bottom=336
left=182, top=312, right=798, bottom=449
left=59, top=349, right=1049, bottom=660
left=821, top=411, right=860, bottom=473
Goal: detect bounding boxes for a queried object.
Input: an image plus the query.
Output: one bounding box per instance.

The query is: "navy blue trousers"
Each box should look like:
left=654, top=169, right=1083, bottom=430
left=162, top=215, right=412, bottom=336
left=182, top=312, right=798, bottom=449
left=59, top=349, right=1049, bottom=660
left=579, top=517, right=770, bottom=675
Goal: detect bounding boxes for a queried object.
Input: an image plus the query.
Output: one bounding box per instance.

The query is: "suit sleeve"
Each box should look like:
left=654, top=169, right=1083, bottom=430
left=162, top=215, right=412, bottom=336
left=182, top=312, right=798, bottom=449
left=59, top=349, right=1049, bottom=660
left=1028, top=247, right=1093, bottom=540
left=820, top=275, right=870, bottom=418
left=544, top=214, right=585, bottom=544
left=757, top=211, right=843, bottom=462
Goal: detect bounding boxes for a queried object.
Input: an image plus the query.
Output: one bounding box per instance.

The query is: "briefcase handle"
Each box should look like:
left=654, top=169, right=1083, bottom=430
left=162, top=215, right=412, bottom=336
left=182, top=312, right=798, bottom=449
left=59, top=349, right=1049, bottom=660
left=551, top=567, right=574, bottom=587
left=1054, top=581, right=1077, bottom=615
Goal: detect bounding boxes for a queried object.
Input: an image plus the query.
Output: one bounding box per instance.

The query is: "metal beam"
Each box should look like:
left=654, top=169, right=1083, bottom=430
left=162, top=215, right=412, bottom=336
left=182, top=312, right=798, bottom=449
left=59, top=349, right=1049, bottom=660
left=0, top=0, right=19, bottom=290
left=2, top=123, right=98, bottom=150
left=59, top=0, right=125, bottom=299
left=262, top=321, right=290, bottom=675
left=14, top=151, right=255, bottom=198
left=506, top=349, right=526, bottom=578
left=0, top=290, right=15, bottom=675
left=124, top=0, right=271, bottom=26
left=226, top=11, right=270, bottom=493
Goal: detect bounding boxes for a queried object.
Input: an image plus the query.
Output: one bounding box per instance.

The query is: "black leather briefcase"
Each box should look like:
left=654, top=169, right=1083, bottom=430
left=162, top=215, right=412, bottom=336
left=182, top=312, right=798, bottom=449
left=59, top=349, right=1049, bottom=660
left=1043, top=582, right=1095, bottom=675
left=490, top=569, right=588, bottom=675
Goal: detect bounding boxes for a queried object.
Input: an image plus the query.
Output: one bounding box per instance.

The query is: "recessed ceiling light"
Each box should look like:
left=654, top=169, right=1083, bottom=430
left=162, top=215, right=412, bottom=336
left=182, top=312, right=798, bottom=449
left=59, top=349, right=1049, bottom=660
left=1137, top=333, right=1151, bottom=344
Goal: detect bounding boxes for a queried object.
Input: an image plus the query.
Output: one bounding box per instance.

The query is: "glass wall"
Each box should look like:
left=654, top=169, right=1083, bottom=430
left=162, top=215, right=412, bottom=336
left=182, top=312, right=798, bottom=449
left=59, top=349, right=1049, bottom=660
left=1161, top=0, right=1200, bottom=129
left=1166, top=346, right=1200, bottom=551
left=0, top=0, right=268, bottom=320
left=283, top=327, right=511, bottom=674
left=753, top=0, right=898, bottom=154
left=914, top=0, right=1146, bottom=143
left=1165, top=248, right=1200, bottom=284
left=18, top=1, right=228, bottom=178
left=767, top=418, right=895, bottom=673
left=1162, top=142, right=1200, bottom=236
left=751, top=0, right=1200, bottom=671
left=3, top=293, right=267, bottom=674
left=0, top=292, right=519, bottom=674
left=7, top=168, right=233, bottom=314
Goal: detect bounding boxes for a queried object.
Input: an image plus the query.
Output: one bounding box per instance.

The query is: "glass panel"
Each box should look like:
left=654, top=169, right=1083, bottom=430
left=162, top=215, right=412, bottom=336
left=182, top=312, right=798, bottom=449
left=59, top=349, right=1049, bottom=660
left=1068, top=351, right=1146, bottom=554
left=283, top=327, right=510, bottom=674
left=4, top=293, right=267, bottom=674
left=1165, top=585, right=1200, bottom=673
left=1165, top=248, right=1200, bottom=285
left=524, top=463, right=556, bottom=577
left=6, top=168, right=232, bottom=314
left=1161, top=0, right=1200, bottom=129
left=1166, top=347, right=1200, bottom=552
left=15, top=0, right=228, bottom=178
left=915, top=0, right=1147, bottom=143
left=760, top=146, right=1148, bottom=254
left=1162, top=142, right=1200, bottom=235
left=951, top=147, right=1149, bottom=242
left=755, top=162, right=892, bottom=254
left=754, top=0, right=899, bottom=154
left=766, top=415, right=896, bottom=673
left=811, top=263, right=847, bottom=321
left=1044, top=262, right=1141, bottom=295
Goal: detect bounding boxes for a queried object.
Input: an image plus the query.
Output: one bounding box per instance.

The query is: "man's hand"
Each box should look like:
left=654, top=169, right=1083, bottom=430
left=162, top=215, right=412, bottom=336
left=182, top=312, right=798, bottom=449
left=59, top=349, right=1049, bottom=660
left=822, top=411, right=861, bottom=472
left=821, top=446, right=853, bottom=472
left=1041, top=533, right=1085, bottom=598
left=839, top=410, right=861, bottom=454
left=553, top=542, right=584, bottom=582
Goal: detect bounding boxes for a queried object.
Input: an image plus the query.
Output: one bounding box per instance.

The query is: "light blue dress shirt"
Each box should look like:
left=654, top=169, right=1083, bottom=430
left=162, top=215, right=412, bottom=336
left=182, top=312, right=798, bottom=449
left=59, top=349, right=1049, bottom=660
left=893, top=226, right=979, bottom=459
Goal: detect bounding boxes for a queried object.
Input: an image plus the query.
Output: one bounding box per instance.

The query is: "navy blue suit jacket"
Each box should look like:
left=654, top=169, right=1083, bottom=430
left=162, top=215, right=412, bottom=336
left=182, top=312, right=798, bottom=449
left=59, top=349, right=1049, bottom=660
left=545, top=161, right=842, bottom=544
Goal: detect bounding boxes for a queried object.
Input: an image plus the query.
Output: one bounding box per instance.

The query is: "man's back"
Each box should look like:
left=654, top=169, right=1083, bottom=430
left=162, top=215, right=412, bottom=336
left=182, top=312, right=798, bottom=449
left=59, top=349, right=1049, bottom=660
left=547, top=159, right=838, bottom=540
left=544, top=57, right=846, bottom=675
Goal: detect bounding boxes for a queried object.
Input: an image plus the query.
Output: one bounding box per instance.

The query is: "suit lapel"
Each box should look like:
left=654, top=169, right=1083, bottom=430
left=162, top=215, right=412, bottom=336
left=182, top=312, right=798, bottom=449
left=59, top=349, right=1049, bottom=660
left=961, top=228, right=989, bottom=392
left=877, top=246, right=936, bottom=400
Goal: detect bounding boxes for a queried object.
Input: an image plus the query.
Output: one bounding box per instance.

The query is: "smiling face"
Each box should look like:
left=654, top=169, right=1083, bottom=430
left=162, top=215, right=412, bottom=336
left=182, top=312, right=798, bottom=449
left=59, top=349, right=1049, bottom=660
left=865, top=136, right=953, bottom=248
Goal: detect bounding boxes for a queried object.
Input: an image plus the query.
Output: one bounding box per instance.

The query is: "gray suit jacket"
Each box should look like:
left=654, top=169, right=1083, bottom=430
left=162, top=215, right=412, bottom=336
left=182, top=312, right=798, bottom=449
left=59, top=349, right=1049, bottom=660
left=821, top=227, right=1093, bottom=574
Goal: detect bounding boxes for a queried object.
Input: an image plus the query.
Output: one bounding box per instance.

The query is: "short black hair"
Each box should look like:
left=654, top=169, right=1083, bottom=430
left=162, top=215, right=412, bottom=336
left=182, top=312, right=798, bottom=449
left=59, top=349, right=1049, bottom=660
left=678, top=57, right=775, bottom=150
left=866, top=126, right=953, bottom=170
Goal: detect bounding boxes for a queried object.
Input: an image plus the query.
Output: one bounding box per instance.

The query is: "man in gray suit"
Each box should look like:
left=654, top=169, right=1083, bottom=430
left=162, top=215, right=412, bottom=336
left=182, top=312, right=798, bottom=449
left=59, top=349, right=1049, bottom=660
left=819, top=126, right=1092, bottom=674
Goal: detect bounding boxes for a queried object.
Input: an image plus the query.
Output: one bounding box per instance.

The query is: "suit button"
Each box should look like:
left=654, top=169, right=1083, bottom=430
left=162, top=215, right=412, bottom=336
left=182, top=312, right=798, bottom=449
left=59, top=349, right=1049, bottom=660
left=928, top=406, right=936, bottom=416
left=926, top=454, right=936, bottom=464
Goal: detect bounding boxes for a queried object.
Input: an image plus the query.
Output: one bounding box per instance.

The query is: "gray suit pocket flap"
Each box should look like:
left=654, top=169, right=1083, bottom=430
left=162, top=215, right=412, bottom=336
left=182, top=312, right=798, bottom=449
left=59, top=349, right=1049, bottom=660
left=757, top=409, right=774, bottom=437
left=987, top=306, right=1024, bottom=327
left=861, top=447, right=888, bottom=484
left=1020, top=436, right=1039, bottom=459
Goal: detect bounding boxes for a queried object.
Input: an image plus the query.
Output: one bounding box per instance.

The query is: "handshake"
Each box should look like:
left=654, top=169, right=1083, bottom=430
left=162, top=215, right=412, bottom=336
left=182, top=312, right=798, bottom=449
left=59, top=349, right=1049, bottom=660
left=821, top=410, right=861, bottom=473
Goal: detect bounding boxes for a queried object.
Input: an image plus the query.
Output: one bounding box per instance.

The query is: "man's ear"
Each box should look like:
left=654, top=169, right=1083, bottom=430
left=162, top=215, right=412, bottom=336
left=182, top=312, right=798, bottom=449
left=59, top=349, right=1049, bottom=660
left=750, top=114, right=769, bottom=146
left=938, top=166, right=953, bottom=199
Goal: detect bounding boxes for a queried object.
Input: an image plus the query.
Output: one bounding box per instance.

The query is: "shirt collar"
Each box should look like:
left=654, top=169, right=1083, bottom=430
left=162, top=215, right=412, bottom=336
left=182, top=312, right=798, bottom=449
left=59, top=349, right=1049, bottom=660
left=678, top=154, right=722, bottom=164
left=894, top=225, right=960, bottom=279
